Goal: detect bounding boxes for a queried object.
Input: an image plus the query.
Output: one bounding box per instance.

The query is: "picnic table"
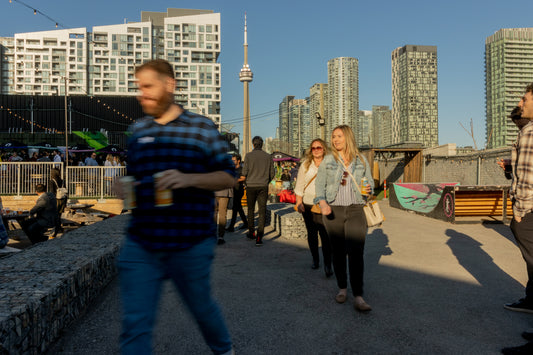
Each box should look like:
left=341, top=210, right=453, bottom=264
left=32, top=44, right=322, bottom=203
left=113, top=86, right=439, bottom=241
left=1, top=210, right=30, bottom=224
left=65, top=203, right=95, bottom=214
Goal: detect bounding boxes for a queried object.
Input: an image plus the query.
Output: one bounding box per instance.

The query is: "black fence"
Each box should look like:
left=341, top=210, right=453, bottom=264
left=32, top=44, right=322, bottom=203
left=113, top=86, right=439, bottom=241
left=0, top=94, right=143, bottom=133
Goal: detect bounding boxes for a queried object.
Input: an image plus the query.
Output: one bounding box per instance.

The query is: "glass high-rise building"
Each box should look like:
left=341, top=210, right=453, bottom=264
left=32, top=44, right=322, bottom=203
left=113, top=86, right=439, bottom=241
left=0, top=8, right=221, bottom=126
left=357, top=110, right=372, bottom=148
left=279, top=95, right=294, bottom=153
left=289, top=98, right=310, bottom=156
left=327, top=57, right=359, bottom=135
left=372, top=105, right=392, bottom=148
left=485, top=28, right=533, bottom=149
left=309, top=83, right=328, bottom=141
left=391, top=45, right=438, bottom=147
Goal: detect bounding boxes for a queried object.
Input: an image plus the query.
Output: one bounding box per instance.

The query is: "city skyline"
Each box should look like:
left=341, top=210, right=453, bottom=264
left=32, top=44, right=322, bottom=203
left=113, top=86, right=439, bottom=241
left=2, top=0, right=533, bottom=148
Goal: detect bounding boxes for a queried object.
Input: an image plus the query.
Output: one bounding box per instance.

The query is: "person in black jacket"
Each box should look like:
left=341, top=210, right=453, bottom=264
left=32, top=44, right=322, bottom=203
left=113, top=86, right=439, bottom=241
left=49, top=167, right=66, bottom=234
left=20, top=184, right=57, bottom=244
left=242, top=136, right=275, bottom=246
left=226, top=154, right=248, bottom=232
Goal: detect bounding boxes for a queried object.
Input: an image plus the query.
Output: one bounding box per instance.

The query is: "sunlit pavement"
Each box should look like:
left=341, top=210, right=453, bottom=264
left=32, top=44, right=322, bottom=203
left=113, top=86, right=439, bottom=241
left=48, top=202, right=531, bottom=354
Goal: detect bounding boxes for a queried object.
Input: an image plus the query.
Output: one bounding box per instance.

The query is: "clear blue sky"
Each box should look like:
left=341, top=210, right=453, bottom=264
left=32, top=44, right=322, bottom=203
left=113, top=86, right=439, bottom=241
left=1, top=0, right=533, bottom=147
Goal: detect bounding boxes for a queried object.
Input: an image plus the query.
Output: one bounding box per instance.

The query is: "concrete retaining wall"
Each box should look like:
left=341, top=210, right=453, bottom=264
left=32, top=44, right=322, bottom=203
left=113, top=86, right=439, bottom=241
left=0, top=215, right=127, bottom=354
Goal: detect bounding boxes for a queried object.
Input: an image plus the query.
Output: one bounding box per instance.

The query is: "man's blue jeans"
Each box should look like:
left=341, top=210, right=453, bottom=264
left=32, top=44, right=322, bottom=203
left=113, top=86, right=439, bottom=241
left=119, top=236, right=232, bottom=354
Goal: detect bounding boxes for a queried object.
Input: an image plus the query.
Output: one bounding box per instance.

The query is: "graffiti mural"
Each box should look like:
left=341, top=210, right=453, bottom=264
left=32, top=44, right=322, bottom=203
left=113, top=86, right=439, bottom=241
left=393, top=183, right=458, bottom=213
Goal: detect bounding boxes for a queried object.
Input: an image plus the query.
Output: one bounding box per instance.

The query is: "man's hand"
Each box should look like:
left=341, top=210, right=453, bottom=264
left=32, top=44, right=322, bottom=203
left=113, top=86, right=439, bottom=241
left=515, top=215, right=522, bottom=223
left=497, top=158, right=511, bottom=171
left=156, top=169, right=190, bottom=190
left=296, top=202, right=305, bottom=213
left=155, top=169, right=234, bottom=191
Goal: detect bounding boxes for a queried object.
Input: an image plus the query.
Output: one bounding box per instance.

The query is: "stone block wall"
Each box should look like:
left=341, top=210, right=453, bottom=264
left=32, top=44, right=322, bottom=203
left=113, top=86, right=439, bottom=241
left=0, top=215, right=127, bottom=354
left=267, top=203, right=307, bottom=239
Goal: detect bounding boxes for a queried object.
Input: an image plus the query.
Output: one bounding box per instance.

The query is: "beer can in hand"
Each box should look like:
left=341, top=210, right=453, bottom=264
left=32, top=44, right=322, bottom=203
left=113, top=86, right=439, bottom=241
left=360, top=177, right=369, bottom=196
left=121, top=176, right=137, bottom=209
left=153, top=172, right=173, bottom=207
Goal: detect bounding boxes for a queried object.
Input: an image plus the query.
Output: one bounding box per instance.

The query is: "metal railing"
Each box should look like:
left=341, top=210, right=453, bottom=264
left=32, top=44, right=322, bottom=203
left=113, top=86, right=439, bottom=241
left=0, top=162, right=126, bottom=199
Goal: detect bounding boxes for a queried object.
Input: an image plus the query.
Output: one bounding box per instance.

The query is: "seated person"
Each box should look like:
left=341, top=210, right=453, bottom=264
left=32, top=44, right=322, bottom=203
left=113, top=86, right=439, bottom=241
left=20, top=184, right=57, bottom=244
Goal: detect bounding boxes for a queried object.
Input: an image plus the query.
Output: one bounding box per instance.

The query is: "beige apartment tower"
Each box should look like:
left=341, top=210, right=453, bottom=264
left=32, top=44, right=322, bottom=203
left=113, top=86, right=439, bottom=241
left=327, top=57, right=359, bottom=136
left=391, top=45, right=438, bottom=147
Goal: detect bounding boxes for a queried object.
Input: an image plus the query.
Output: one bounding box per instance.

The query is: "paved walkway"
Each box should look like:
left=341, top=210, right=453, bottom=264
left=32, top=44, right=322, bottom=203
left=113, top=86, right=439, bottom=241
left=48, top=203, right=532, bottom=354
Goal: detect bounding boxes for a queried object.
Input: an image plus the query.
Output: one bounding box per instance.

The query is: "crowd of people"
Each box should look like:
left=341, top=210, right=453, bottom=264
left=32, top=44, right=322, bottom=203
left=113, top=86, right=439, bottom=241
left=0, top=149, right=126, bottom=167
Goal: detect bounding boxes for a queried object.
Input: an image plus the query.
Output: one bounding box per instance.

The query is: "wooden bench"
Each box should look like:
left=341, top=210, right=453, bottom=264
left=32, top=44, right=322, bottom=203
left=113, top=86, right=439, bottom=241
left=446, top=185, right=512, bottom=222
left=454, top=190, right=513, bottom=217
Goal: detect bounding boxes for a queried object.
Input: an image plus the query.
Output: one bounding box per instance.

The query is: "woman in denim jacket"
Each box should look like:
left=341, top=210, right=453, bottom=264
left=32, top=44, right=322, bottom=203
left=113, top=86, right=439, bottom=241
left=314, top=125, right=374, bottom=312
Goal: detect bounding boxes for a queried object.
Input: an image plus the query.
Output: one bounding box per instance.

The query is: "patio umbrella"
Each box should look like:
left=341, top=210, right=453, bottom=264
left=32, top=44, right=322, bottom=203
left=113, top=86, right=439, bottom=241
left=95, top=144, right=125, bottom=154
left=69, top=143, right=95, bottom=152
left=0, top=140, right=27, bottom=149
left=30, top=142, right=56, bottom=150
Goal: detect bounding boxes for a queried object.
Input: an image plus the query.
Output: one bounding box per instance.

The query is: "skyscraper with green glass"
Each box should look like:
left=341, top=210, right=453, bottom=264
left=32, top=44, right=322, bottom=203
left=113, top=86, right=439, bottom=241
left=485, top=28, right=533, bottom=149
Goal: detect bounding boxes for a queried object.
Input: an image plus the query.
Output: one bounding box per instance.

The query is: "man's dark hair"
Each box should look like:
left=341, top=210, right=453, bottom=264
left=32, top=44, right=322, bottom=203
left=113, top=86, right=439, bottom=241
left=232, top=153, right=242, bottom=162
left=135, top=59, right=174, bottom=79
left=35, top=184, right=46, bottom=193
left=50, top=167, right=61, bottom=180
left=252, top=136, right=263, bottom=149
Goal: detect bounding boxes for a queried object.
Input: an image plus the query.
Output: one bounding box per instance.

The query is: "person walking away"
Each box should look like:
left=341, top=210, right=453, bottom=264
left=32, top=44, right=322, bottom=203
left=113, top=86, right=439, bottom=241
left=215, top=187, right=232, bottom=245
left=314, top=125, right=374, bottom=312
left=226, top=153, right=248, bottom=232
left=295, top=138, right=333, bottom=277
left=114, top=59, right=234, bottom=355
left=20, top=184, right=57, bottom=244
left=49, top=167, right=66, bottom=236
left=242, top=136, right=275, bottom=246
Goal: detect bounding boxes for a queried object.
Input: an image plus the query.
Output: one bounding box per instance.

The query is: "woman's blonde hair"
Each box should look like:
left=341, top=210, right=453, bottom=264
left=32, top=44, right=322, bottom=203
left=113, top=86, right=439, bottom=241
left=302, top=138, right=328, bottom=171
left=330, top=125, right=366, bottom=168
left=106, top=154, right=113, bottom=163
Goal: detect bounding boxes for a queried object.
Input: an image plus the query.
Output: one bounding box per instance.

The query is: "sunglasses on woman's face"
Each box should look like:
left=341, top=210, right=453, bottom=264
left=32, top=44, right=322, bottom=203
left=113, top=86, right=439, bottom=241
left=340, top=171, right=348, bottom=186
left=311, top=146, right=323, bottom=151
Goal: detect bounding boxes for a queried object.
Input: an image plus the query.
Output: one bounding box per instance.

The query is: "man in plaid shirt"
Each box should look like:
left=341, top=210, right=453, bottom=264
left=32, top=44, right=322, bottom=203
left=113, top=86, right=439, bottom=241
left=116, top=59, right=234, bottom=355
left=505, top=83, right=533, bottom=317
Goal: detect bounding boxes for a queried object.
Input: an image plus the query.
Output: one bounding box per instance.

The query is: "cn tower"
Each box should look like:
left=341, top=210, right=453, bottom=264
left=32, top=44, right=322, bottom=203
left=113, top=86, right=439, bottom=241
left=239, top=13, right=253, bottom=156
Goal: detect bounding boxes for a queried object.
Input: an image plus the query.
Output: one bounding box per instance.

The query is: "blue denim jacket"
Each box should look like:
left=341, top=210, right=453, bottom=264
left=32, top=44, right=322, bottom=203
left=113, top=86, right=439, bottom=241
left=313, top=154, right=374, bottom=205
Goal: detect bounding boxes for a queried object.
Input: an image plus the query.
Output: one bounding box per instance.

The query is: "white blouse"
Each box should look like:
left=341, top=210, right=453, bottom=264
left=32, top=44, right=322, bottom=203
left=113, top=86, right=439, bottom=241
left=294, top=159, right=320, bottom=205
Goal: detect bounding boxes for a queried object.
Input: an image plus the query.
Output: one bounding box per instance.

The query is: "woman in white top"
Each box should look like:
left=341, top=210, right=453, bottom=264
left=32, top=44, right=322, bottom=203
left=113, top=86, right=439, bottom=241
left=294, top=138, right=333, bottom=277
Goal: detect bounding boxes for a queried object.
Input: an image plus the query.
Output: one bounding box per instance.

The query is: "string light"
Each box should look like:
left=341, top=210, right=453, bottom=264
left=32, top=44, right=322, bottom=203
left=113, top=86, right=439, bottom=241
left=9, top=0, right=67, bottom=29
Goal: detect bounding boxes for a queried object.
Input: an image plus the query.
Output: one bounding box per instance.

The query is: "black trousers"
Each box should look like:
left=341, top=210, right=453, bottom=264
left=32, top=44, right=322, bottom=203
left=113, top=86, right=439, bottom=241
left=20, top=217, right=48, bottom=244
left=56, top=197, right=67, bottom=228
left=246, top=186, right=268, bottom=238
left=302, top=204, right=331, bottom=267
left=228, top=189, right=247, bottom=229
left=511, top=211, right=533, bottom=302
left=322, top=205, right=367, bottom=296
